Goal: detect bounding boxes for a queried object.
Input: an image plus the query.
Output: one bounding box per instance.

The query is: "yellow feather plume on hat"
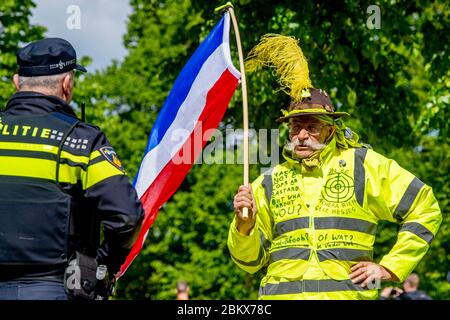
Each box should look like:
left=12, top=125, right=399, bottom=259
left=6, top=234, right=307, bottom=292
left=245, top=34, right=312, bottom=102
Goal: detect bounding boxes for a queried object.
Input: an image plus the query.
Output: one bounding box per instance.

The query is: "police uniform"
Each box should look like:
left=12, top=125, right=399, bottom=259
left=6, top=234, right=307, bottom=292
left=0, top=38, right=144, bottom=299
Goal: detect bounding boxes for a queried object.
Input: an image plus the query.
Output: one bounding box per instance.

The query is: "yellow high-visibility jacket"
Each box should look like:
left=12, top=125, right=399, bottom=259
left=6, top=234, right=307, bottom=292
left=228, top=139, right=442, bottom=300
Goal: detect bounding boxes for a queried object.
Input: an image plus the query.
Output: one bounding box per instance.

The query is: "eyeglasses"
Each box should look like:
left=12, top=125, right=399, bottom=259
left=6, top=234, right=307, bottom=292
left=290, top=123, right=330, bottom=136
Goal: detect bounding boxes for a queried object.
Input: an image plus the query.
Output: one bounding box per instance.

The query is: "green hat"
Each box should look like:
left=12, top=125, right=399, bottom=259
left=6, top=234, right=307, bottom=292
left=277, top=88, right=350, bottom=122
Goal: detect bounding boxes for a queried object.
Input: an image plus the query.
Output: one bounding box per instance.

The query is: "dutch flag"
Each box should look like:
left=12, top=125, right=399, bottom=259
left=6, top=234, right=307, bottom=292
left=120, top=12, right=240, bottom=275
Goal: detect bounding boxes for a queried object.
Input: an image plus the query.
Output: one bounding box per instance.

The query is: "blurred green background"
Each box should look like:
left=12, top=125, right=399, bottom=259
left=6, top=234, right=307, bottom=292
left=1, top=0, right=448, bottom=299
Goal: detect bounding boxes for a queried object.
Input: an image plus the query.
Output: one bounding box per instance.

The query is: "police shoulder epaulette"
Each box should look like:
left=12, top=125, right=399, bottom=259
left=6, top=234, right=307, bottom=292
left=51, top=110, right=79, bottom=125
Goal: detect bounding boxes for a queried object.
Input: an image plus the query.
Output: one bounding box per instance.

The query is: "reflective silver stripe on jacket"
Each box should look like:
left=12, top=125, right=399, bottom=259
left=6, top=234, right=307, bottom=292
left=400, top=222, right=434, bottom=244
left=316, top=248, right=373, bottom=262
left=314, top=217, right=377, bottom=235
left=270, top=247, right=311, bottom=263
left=260, top=279, right=370, bottom=296
left=261, top=167, right=274, bottom=204
left=354, top=148, right=368, bottom=207
left=394, top=177, right=425, bottom=221
left=274, top=217, right=310, bottom=237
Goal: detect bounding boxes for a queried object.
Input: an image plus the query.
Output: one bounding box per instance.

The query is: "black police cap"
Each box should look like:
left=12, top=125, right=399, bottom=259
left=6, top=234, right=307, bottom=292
left=17, top=37, right=87, bottom=77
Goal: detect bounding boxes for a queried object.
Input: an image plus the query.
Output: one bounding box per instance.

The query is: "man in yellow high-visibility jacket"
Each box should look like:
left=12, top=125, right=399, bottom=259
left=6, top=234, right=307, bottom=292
left=228, top=85, right=442, bottom=299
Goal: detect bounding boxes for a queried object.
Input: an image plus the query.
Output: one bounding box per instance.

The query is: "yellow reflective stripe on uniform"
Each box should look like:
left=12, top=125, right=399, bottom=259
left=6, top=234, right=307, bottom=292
left=60, top=151, right=89, bottom=165
left=314, top=217, right=377, bottom=235
left=394, top=177, right=425, bottom=221
left=89, top=150, right=102, bottom=161
left=317, top=248, right=373, bottom=262
left=83, top=160, right=125, bottom=189
left=270, top=247, right=311, bottom=263
left=399, top=222, right=434, bottom=244
left=58, top=162, right=82, bottom=184
left=274, top=217, right=309, bottom=237
left=354, top=148, right=368, bottom=207
left=0, top=141, right=57, bottom=153
left=260, top=279, right=370, bottom=296
left=0, top=156, right=80, bottom=184
left=0, top=141, right=90, bottom=165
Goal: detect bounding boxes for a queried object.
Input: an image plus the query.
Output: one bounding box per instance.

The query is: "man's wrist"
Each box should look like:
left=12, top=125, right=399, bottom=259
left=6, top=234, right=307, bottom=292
left=237, top=225, right=252, bottom=236
left=380, top=264, right=400, bottom=282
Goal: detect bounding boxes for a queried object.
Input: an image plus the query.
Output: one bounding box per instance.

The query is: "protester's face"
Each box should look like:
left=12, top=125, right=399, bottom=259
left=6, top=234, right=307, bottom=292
left=288, top=116, right=333, bottom=159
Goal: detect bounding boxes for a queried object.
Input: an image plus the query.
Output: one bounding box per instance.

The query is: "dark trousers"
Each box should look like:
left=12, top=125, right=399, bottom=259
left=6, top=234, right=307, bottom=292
left=0, top=280, right=68, bottom=300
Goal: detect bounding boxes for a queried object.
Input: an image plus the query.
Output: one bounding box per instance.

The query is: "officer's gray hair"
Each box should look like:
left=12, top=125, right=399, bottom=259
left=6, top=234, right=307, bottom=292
left=18, top=71, right=73, bottom=91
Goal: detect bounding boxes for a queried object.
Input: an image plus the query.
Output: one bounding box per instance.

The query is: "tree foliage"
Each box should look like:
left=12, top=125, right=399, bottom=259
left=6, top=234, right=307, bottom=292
left=0, top=0, right=45, bottom=106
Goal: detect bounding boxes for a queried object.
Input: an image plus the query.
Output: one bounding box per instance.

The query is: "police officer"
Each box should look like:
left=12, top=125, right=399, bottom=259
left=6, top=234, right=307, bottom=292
left=0, top=38, right=144, bottom=300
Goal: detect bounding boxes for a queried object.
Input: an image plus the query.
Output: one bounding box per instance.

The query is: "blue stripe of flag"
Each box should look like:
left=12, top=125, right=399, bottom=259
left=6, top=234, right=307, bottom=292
left=144, top=15, right=226, bottom=155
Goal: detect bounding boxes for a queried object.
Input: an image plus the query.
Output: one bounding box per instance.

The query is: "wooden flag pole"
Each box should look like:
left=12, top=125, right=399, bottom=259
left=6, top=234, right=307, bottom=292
left=217, top=3, right=250, bottom=220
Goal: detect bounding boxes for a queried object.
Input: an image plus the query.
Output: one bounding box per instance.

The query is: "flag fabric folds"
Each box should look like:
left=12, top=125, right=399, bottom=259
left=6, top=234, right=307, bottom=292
left=119, top=12, right=240, bottom=275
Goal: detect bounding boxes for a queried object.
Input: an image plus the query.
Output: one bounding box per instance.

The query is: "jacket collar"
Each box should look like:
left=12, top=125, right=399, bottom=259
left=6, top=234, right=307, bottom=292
left=4, top=91, right=78, bottom=118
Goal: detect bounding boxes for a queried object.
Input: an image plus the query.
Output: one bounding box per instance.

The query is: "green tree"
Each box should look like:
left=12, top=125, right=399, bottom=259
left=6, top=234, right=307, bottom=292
left=0, top=0, right=45, bottom=107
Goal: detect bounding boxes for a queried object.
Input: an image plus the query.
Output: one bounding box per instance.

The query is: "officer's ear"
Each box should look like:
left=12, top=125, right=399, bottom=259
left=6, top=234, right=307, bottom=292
left=61, top=72, right=74, bottom=103
left=13, top=74, right=20, bottom=91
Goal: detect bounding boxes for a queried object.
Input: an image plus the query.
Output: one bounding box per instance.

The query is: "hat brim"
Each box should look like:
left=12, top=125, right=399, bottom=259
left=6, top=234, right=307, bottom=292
left=276, top=111, right=350, bottom=123
left=74, top=64, right=87, bottom=72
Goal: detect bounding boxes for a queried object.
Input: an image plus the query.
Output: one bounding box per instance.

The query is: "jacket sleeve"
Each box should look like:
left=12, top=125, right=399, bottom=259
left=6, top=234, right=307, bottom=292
left=81, top=132, right=144, bottom=274
left=227, top=175, right=273, bottom=274
left=366, top=150, right=442, bottom=282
